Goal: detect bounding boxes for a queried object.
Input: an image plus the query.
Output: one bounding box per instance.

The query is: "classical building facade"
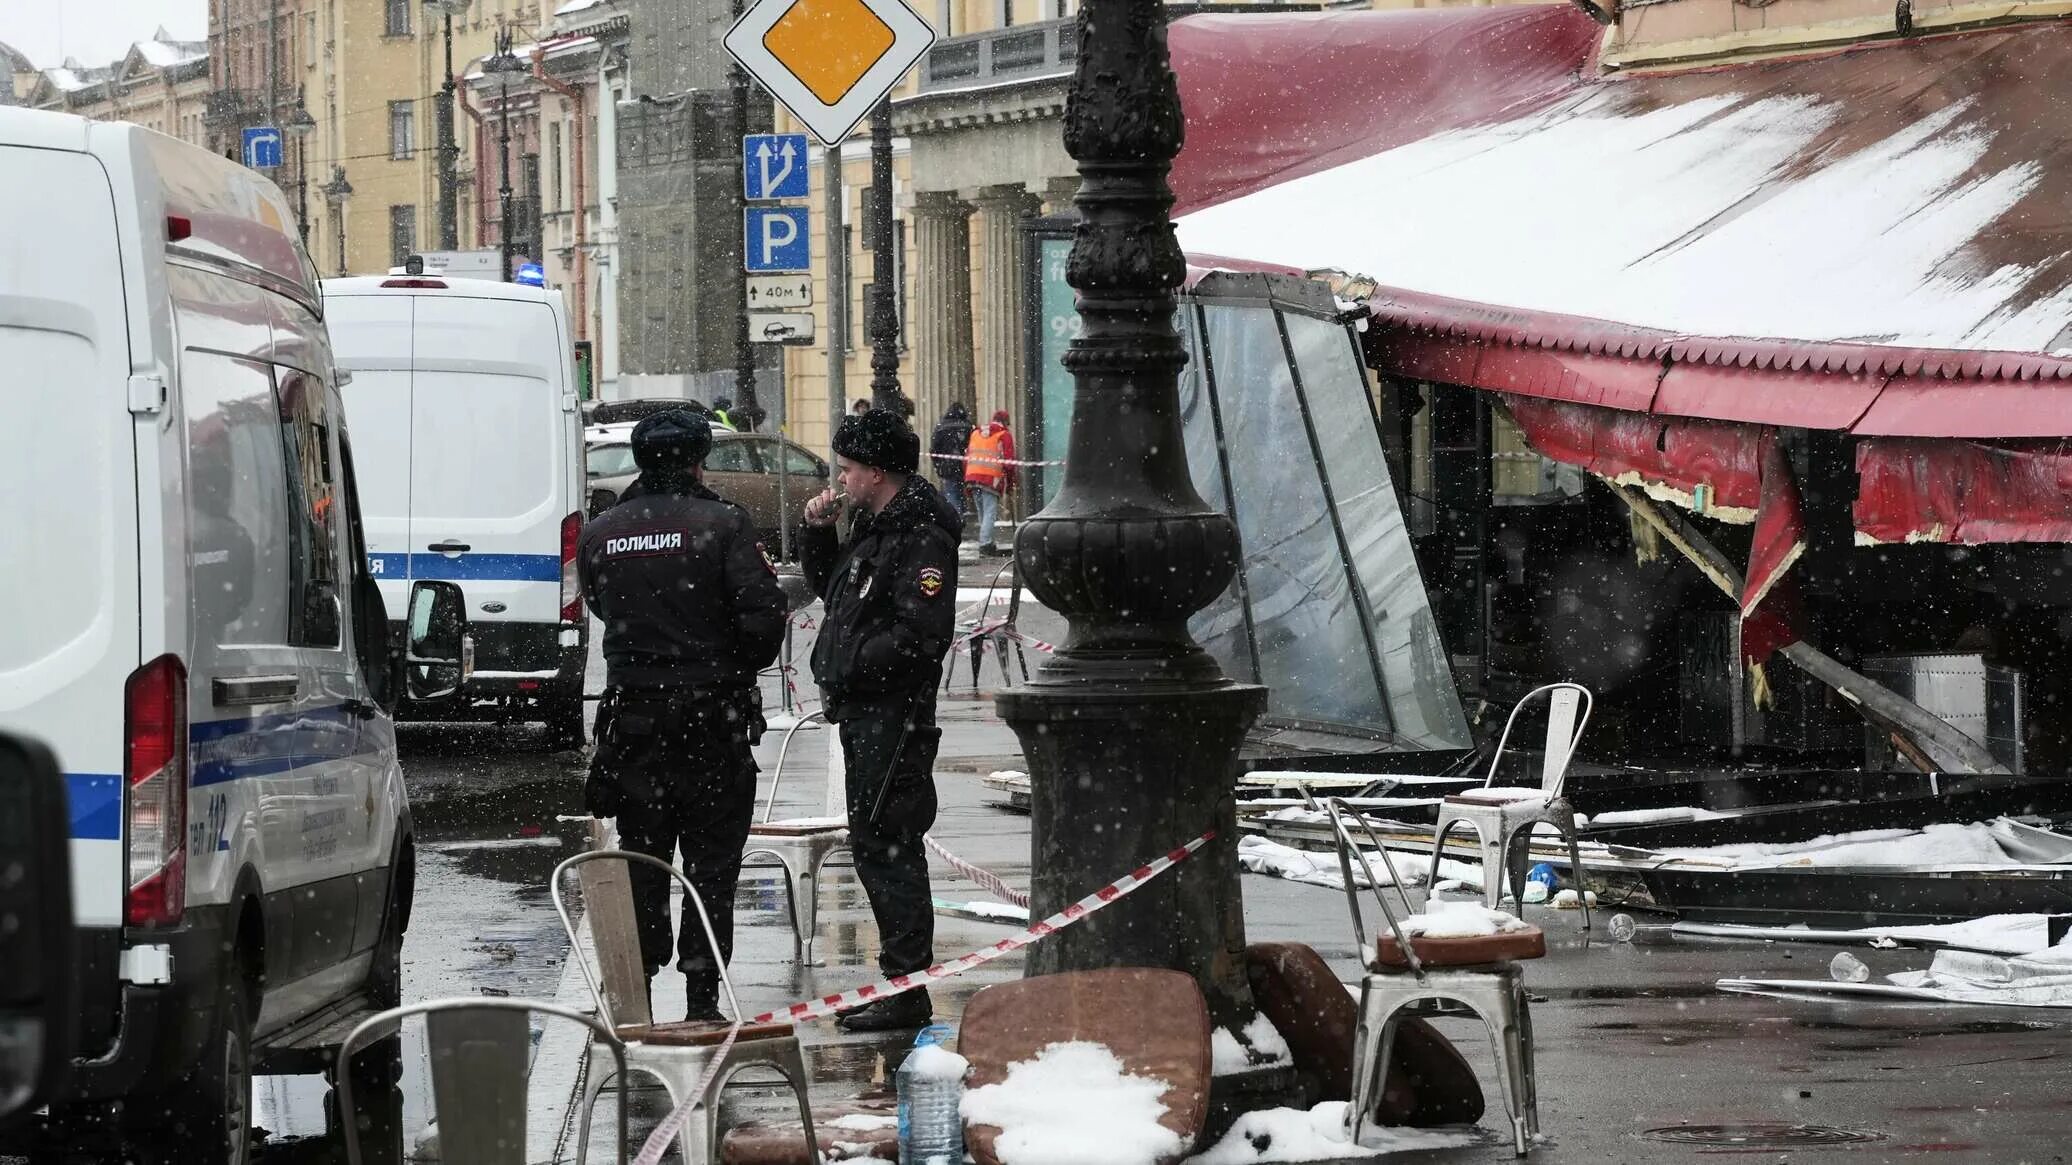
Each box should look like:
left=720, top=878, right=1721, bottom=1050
left=18, top=31, right=211, bottom=146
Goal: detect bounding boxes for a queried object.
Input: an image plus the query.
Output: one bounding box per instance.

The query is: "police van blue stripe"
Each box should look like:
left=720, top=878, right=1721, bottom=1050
left=190, top=704, right=376, bottom=788
left=365, top=552, right=560, bottom=582
left=67, top=773, right=122, bottom=840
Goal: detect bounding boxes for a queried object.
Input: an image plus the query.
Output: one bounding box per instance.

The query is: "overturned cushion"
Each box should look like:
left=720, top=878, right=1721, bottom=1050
left=1370, top=926, right=1546, bottom=970
left=960, top=968, right=1210, bottom=1165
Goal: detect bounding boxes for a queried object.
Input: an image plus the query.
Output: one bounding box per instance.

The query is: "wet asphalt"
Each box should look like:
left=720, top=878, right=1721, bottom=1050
left=29, top=553, right=2072, bottom=1162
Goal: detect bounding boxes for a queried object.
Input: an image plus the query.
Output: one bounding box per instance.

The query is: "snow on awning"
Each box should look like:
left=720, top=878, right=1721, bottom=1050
left=1172, top=15, right=2072, bottom=436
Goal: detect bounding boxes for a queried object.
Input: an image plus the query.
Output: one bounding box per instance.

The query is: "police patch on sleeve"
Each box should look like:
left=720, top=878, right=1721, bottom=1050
left=918, top=566, right=944, bottom=598
left=757, top=542, right=778, bottom=575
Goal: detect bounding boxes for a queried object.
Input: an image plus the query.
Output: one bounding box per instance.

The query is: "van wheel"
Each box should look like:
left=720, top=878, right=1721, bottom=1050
left=544, top=695, right=587, bottom=751
left=133, top=977, right=253, bottom=1165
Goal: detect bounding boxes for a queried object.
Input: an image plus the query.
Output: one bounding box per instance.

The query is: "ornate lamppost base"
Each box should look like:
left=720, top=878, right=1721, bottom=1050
left=997, top=680, right=1265, bottom=1020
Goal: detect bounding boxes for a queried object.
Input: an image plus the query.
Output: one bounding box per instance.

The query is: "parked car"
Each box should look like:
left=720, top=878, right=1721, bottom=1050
left=586, top=431, right=829, bottom=553
left=323, top=274, right=589, bottom=747
left=0, top=107, right=468, bottom=1163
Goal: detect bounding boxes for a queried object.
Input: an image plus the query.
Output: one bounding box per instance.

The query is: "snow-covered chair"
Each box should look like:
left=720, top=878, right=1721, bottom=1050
left=741, top=709, right=850, bottom=965
left=1326, top=800, right=1543, bottom=1157
left=335, top=996, right=631, bottom=1165
left=1427, top=682, right=1594, bottom=931
left=553, top=849, right=820, bottom=1165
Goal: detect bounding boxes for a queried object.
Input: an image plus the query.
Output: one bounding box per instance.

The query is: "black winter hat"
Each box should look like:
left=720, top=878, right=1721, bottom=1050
left=630, top=409, right=712, bottom=470
left=833, top=409, right=920, bottom=475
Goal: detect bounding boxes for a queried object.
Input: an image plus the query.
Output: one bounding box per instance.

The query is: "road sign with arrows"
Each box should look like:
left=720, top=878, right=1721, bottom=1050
left=748, top=274, right=813, bottom=310
left=743, top=134, right=810, bottom=200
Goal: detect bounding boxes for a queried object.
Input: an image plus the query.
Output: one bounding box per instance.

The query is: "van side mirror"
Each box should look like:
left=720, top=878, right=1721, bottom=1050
left=588, top=487, right=618, bottom=518
left=354, top=573, right=400, bottom=714
left=0, top=733, right=77, bottom=1124
left=404, top=580, right=469, bottom=702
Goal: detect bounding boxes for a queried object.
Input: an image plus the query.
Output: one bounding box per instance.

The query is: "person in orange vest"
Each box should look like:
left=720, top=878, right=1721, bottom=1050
left=963, top=409, right=1017, bottom=557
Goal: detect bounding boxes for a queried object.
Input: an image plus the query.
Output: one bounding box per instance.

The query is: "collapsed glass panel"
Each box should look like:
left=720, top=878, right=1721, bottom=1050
left=1178, top=305, right=1256, bottom=682
left=1200, top=303, right=1390, bottom=734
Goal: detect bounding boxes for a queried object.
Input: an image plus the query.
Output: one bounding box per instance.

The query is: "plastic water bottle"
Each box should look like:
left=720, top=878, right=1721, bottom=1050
left=898, top=1023, right=967, bottom=1165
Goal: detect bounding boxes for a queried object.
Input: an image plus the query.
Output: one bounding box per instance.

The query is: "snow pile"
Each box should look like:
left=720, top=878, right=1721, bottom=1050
left=1238, top=836, right=1436, bottom=889
left=1184, top=1102, right=1481, bottom=1163
left=1210, top=1014, right=1294, bottom=1076
left=827, top=1113, right=899, bottom=1131
left=961, top=1041, right=1180, bottom=1165
left=1550, top=888, right=1597, bottom=909
left=1585, top=806, right=1735, bottom=826
left=1399, top=900, right=1530, bottom=939
left=1660, top=818, right=2072, bottom=871
left=905, top=1042, right=969, bottom=1083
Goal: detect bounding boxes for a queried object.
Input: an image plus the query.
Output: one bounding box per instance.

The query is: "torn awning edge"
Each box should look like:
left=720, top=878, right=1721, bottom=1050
left=1500, top=397, right=2072, bottom=550
left=1366, top=289, right=2072, bottom=438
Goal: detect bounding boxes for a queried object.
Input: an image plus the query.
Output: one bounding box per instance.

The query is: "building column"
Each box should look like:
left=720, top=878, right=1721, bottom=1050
left=972, top=184, right=1043, bottom=433
left=910, top=190, right=975, bottom=427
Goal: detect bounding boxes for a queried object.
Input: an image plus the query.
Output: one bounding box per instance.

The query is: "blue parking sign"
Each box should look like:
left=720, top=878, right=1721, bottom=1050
left=242, top=126, right=283, bottom=170
left=743, top=134, right=810, bottom=200
left=744, top=207, right=812, bottom=273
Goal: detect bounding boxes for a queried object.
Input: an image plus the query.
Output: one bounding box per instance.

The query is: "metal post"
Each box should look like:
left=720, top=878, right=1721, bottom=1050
left=729, top=0, right=766, bottom=432
left=296, top=137, right=309, bottom=239
left=498, top=61, right=514, bottom=282
left=824, top=141, right=848, bottom=443
left=438, top=11, right=459, bottom=250
left=866, top=98, right=900, bottom=412
left=993, top=0, right=1266, bottom=1033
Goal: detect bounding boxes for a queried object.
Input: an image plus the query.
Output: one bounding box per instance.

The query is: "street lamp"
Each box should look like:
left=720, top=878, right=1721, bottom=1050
left=482, top=27, right=529, bottom=283
left=995, top=0, right=1268, bottom=1044
left=283, top=97, right=316, bottom=242
left=321, top=165, right=354, bottom=276
left=728, top=0, right=765, bottom=433
left=424, top=0, right=472, bottom=251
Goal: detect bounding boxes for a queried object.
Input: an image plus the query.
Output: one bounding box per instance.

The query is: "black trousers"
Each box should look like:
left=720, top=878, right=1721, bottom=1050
left=837, top=694, right=941, bottom=977
left=589, top=687, right=758, bottom=991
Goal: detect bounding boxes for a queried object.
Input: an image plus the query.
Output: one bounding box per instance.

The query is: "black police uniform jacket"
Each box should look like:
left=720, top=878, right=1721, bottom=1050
left=802, top=475, right=960, bottom=719
left=578, top=477, right=787, bottom=691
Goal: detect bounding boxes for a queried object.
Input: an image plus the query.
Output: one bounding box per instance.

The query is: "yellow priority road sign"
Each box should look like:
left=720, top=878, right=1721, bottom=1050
left=725, top=0, right=937, bottom=146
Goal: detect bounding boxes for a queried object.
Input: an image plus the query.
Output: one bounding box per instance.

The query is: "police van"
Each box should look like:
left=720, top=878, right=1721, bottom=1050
left=322, top=271, right=589, bottom=746
left=0, top=109, right=466, bottom=1161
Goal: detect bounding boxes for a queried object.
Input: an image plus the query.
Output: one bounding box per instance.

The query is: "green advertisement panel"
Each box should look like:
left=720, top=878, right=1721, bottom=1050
left=1036, top=234, right=1080, bottom=507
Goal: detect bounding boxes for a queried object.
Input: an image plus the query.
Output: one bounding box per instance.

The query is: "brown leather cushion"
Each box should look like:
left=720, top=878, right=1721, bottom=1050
left=614, top=1018, right=796, bottom=1046
left=960, top=968, right=1210, bottom=1165
left=1371, top=925, right=1546, bottom=970
left=722, top=1099, right=900, bottom=1164
left=1245, top=943, right=1483, bottom=1126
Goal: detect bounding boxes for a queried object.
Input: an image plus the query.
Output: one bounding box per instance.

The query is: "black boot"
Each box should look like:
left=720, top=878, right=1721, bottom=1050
left=684, top=975, right=726, bottom=1025
left=835, top=987, right=932, bottom=1032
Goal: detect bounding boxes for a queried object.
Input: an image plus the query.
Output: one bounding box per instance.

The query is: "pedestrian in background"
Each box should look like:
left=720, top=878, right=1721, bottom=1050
left=852, top=397, right=873, bottom=417
left=710, top=396, right=735, bottom=429
left=964, top=409, right=1017, bottom=557
left=578, top=410, right=786, bottom=1022
left=930, top=401, right=974, bottom=526
left=801, top=409, right=960, bottom=1031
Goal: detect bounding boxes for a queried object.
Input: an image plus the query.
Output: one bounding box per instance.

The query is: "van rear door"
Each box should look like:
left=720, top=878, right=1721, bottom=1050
left=0, top=144, right=141, bottom=930
left=406, top=294, right=570, bottom=629
left=325, top=292, right=415, bottom=619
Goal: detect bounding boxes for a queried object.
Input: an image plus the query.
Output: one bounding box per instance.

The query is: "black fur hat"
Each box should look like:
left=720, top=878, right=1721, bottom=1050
left=630, top=409, right=713, bottom=470
left=832, top=408, right=920, bottom=475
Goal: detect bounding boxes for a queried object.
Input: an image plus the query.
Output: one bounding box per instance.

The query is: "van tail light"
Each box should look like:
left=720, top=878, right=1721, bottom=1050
left=561, top=510, right=583, bottom=624
left=380, top=278, right=448, bottom=289
left=125, top=654, right=188, bottom=929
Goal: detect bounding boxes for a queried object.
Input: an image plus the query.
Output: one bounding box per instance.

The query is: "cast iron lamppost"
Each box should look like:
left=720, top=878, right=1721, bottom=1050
left=424, top=0, right=472, bottom=251
left=995, top=0, right=1267, bottom=1030
left=322, top=166, right=353, bottom=276
left=484, top=28, right=528, bottom=282
left=728, top=0, right=766, bottom=432
left=283, top=97, right=316, bottom=241
left=866, top=98, right=901, bottom=413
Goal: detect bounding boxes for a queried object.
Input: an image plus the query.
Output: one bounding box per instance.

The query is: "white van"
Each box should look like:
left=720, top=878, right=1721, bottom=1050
left=0, top=109, right=464, bottom=1162
left=322, top=275, right=589, bottom=745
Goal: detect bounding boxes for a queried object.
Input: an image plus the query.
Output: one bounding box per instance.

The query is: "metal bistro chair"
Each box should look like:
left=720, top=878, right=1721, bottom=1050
left=1325, top=800, right=1543, bottom=1157
left=337, top=996, right=631, bottom=1165
left=553, top=849, right=821, bottom=1165
left=741, top=709, right=852, bottom=965
left=946, top=563, right=1030, bottom=691
left=1428, top=683, right=1594, bottom=930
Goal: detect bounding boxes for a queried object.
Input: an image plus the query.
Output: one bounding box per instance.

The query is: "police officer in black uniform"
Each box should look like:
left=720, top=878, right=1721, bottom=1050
left=801, top=408, right=960, bottom=1031
left=579, top=409, right=786, bottom=1022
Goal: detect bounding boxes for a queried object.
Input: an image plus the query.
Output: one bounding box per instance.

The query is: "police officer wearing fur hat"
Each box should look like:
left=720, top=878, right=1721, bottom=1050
left=801, top=408, right=960, bottom=1030
left=579, top=409, right=786, bottom=1022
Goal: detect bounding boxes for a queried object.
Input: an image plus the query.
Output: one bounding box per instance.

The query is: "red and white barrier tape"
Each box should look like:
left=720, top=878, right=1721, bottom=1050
left=749, top=829, right=1213, bottom=1025
left=933, top=450, right=1065, bottom=468
left=632, top=1024, right=739, bottom=1165
left=1008, top=628, right=1057, bottom=654
left=925, top=834, right=1030, bottom=909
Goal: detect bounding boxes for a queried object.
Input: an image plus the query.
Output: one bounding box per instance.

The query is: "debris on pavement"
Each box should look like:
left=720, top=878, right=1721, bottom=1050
left=1183, top=1101, right=1480, bottom=1163
left=1656, top=818, right=2072, bottom=871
